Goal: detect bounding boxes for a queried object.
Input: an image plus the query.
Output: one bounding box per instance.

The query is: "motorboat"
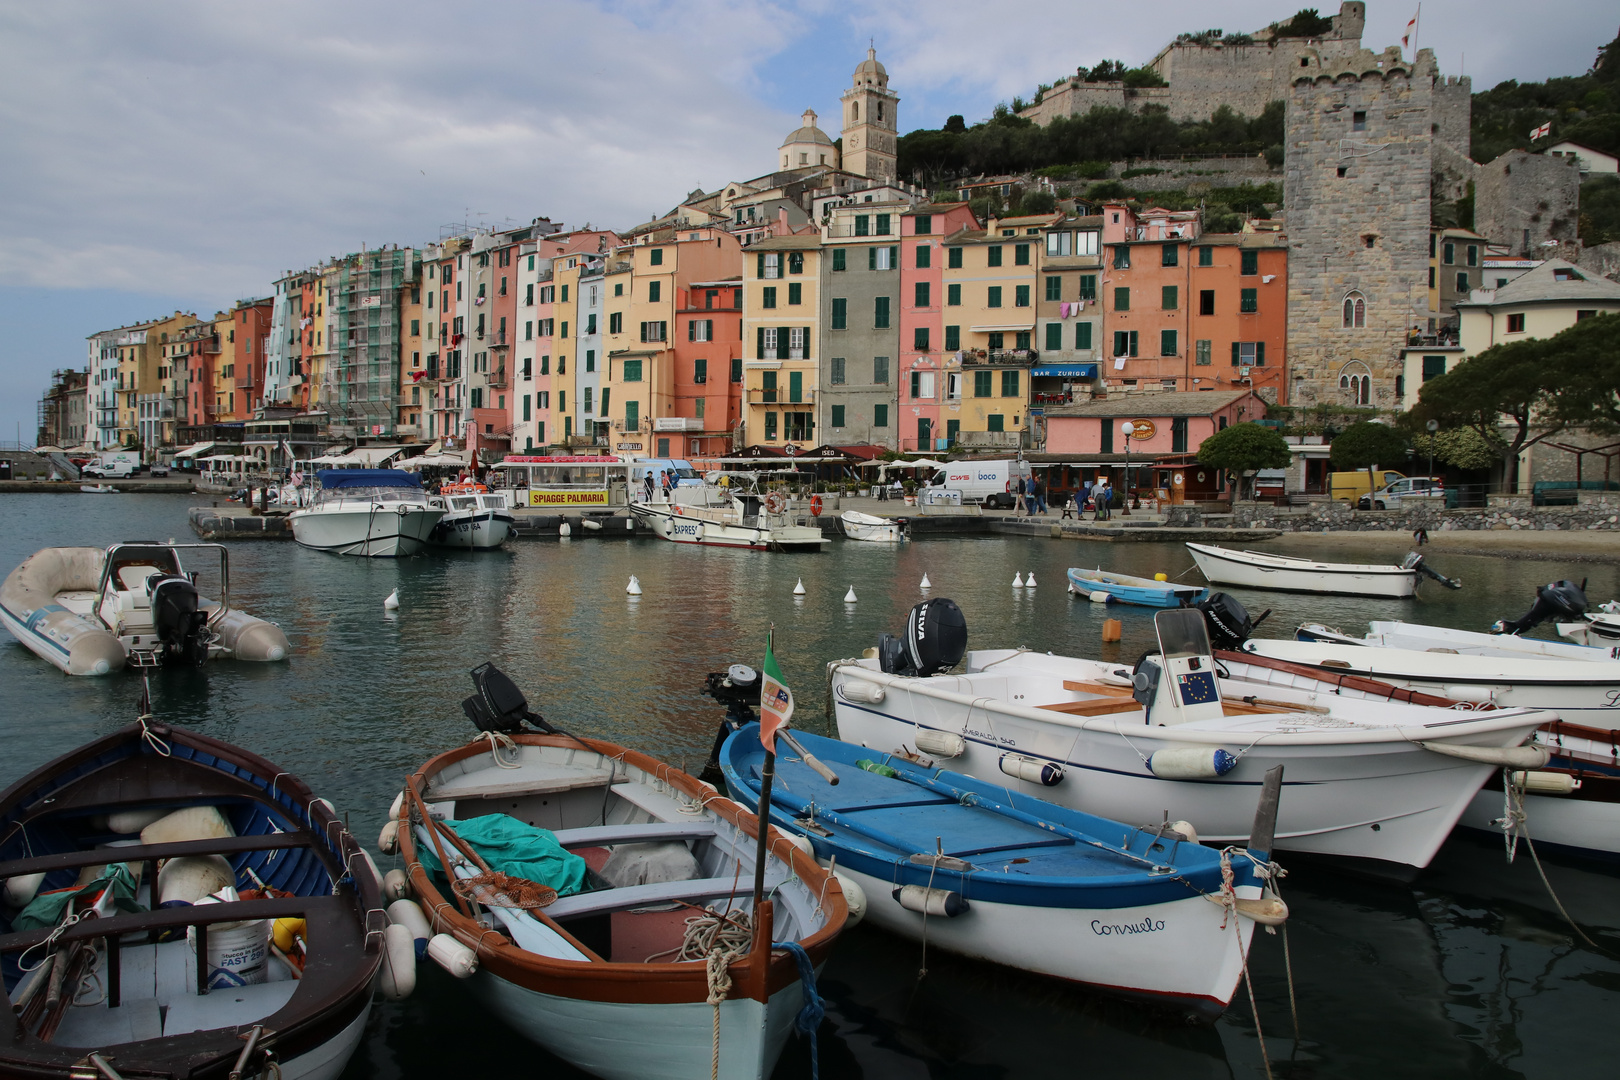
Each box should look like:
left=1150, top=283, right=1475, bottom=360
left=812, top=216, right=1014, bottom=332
left=428, top=484, right=515, bottom=550
left=1481, top=577, right=1620, bottom=650
left=1185, top=543, right=1460, bottom=598
left=288, top=469, right=444, bottom=557
left=1560, top=604, right=1620, bottom=647
left=1298, top=621, right=1620, bottom=663
left=0, top=542, right=290, bottom=676
left=0, top=715, right=387, bottom=1078
left=393, top=664, right=847, bottom=1080
left=840, top=511, right=904, bottom=543
left=79, top=484, right=118, bottom=494
left=720, top=723, right=1286, bottom=1017
left=1067, top=567, right=1208, bottom=608
left=629, top=482, right=827, bottom=552
left=827, top=599, right=1553, bottom=875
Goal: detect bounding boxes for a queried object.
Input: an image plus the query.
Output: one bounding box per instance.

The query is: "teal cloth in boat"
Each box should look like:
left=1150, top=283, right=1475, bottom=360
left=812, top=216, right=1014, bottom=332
left=14, top=863, right=142, bottom=932
left=419, top=817, right=588, bottom=897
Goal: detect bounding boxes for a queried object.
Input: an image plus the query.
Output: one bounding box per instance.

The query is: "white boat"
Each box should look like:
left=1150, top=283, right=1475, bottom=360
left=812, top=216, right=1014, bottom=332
left=629, top=484, right=827, bottom=552
left=839, top=510, right=904, bottom=542
left=829, top=601, right=1553, bottom=875
left=1185, top=543, right=1459, bottom=598
left=289, top=469, right=444, bottom=557
left=79, top=484, right=118, bottom=494
left=396, top=664, right=847, bottom=1080
left=428, top=485, right=515, bottom=550
left=1298, top=620, right=1620, bottom=663
left=0, top=542, right=290, bottom=676
left=1559, top=605, right=1620, bottom=647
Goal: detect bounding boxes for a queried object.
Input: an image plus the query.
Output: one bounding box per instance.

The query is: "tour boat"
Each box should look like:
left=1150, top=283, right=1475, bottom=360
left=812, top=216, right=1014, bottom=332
left=827, top=600, right=1553, bottom=875
left=1067, top=567, right=1209, bottom=608
left=395, top=664, right=847, bottom=1080
left=840, top=510, right=904, bottom=542
left=0, top=718, right=386, bottom=1078
left=427, top=484, right=515, bottom=550
left=0, top=542, right=290, bottom=676
left=1184, top=543, right=1459, bottom=598
left=720, top=724, right=1285, bottom=1017
left=629, top=484, right=827, bottom=552
left=288, top=469, right=444, bottom=557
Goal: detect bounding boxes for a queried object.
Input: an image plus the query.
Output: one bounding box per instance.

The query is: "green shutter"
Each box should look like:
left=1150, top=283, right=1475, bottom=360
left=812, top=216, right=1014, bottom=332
left=874, top=296, right=889, bottom=328
left=945, top=325, right=960, bottom=350
left=868, top=247, right=876, bottom=271
left=947, top=283, right=961, bottom=306
left=777, top=327, right=788, bottom=360
left=1161, top=329, right=1176, bottom=356
left=1114, top=287, right=1129, bottom=311
left=757, top=326, right=765, bottom=359
left=1045, top=322, right=1062, bottom=350
left=832, top=298, right=846, bottom=330
left=1231, top=341, right=1240, bottom=365
left=1256, top=341, right=1266, bottom=365
left=988, top=286, right=1001, bottom=308
left=890, top=245, right=898, bottom=267
left=988, top=246, right=1002, bottom=267
left=832, top=248, right=845, bottom=271
left=1162, top=286, right=1177, bottom=310
left=756, top=253, right=765, bottom=279
left=1076, top=322, right=1092, bottom=349
left=789, top=371, right=802, bottom=402
left=832, top=404, right=845, bottom=426
left=802, top=326, right=810, bottom=355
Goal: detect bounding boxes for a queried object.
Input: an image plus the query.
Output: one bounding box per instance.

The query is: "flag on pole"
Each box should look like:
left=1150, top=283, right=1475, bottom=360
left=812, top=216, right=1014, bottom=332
left=1529, top=121, right=1552, bottom=141
left=1402, top=6, right=1419, bottom=51
left=759, top=633, right=794, bottom=755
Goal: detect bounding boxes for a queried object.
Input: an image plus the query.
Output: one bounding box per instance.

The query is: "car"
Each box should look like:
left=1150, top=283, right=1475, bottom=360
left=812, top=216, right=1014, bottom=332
left=1358, top=476, right=1443, bottom=510
left=149, top=465, right=170, bottom=477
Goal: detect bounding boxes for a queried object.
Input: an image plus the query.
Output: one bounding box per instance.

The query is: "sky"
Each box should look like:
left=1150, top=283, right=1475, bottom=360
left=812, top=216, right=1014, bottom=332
left=2, top=0, right=1615, bottom=445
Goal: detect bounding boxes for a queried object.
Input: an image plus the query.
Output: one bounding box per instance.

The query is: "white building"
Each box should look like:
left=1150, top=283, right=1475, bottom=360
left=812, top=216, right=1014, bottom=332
left=1545, top=141, right=1619, bottom=175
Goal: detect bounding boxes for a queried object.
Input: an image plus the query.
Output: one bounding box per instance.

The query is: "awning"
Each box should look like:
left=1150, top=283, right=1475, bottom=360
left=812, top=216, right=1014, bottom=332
left=172, top=441, right=215, bottom=459
left=395, top=452, right=473, bottom=471
left=334, top=446, right=408, bottom=466
left=969, top=324, right=1035, bottom=333
left=1031, top=365, right=1098, bottom=378
left=876, top=457, right=950, bottom=477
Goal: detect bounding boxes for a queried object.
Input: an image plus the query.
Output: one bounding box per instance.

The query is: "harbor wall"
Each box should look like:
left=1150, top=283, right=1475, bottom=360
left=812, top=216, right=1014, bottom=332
left=1174, top=494, right=1620, bottom=532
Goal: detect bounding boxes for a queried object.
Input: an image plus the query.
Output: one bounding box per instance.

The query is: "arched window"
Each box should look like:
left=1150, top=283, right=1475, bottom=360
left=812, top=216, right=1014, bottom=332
left=1338, top=363, right=1372, bottom=405
left=851, top=102, right=859, bottom=122
left=1342, top=291, right=1366, bottom=329
left=878, top=101, right=885, bottom=122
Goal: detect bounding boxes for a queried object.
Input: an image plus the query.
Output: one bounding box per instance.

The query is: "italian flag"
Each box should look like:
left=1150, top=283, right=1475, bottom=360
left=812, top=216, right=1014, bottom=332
left=760, top=635, right=794, bottom=754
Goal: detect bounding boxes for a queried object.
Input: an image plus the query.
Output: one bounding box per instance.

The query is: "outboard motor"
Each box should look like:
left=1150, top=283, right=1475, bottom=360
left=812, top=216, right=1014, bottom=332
left=1401, top=551, right=1463, bottom=591
left=148, top=575, right=210, bottom=668
left=698, top=664, right=762, bottom=785
left=460, top=661, right=560, bottom=734
left=1492, top=580, right=1588, bottom=636
left=1196, top=593, right=1259, bottom=651
left=877, top=598, right=967, bottom=677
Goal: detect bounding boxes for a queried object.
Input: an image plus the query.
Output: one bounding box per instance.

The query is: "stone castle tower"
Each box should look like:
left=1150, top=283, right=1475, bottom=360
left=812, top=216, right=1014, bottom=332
left=841, top=48, right=899, bottom=181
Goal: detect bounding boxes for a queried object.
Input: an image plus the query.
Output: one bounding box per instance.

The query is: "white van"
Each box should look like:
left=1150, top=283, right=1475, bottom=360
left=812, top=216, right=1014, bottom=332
left=931, top=459, right=1032, bottom=509
left=82, top=452, right=140, bottom=479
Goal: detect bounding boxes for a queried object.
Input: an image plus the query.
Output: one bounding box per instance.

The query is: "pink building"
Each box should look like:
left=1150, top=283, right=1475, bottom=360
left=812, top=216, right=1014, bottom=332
left=898, top=202, right=978, bottom=452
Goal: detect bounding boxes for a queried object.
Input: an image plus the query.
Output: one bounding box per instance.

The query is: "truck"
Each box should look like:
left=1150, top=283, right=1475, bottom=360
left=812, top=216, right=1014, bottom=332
left=1329, top=468, right=1405, bottom=505
left=81, top=451, right=142, bottom=480
left=930, top=459, right=1032, bottom=509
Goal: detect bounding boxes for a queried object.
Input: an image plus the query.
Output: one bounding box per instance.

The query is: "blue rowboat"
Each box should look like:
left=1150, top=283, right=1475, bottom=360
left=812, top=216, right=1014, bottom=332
left=720, top=725, right=1283, bottom=1017
left=1068, top=566, right=1209, bottom=608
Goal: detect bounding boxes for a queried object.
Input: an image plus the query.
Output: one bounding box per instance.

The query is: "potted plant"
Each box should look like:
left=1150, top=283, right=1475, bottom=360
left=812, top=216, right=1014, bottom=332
left=903, top=479, right=918, bottom=505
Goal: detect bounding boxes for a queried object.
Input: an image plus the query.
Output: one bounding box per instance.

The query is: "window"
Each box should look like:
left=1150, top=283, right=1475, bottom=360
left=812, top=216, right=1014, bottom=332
left=988, top=246, right=1003, bottom=268
left=789, top=370, right=803, bottom=402
left=874, top=296, right=890, bottom=328
left=1342, top=292, right=1366, bottom=328
left=1192, top=338, right=1211, bottom=365
left=988, top=286, right=1003, bottom=308
left=988, top=333, right=1003, bottom=350
left=869, top=246, right=897, bottom=271
left=947, top=247, right=963, bottom=269
left=625, top=399, right=639, bottom=431
left=1046, top=232, right=1070, bottom=257
left=1112, top=330, right=1139, bottom=357
left=1015, top=244, right=1030, bottom=266
left=762, top=253, right=780, bottom=279
left=1075, top=322, right=1092, bottom=350
left=1162, top=244, right=1179, bottom=268
left=525, top=321, right=533, bottom=341
left=1045, top=276, right=1061, bottom=302
left=1507, top=313, right=1526, bottom=333
left=914, top=327, right=930, bottom=351
left=830, top=357, right=846, bottom=384
left=974, top=370, right=993, bottom=397
left=1240, top=288, right=1258, bottom=314
left=915, top=244, right=931, bottom=269
left=648, top=281, right=661, bottom=303
left=1160, top=329, right=1178, bottom=356
left=789, top=327, right=805, bottom=360
left=1198, top=246, right=1213, bottom=267
left=1231, top=341, right=1265, bottom=366
left=764, top=411, right=778, bottom=440
left=1015, top=285, right=1030, bottom=308
left=914, top=214, right=932, bottom=235
left=731, top=357, right=742, bottom=382
left=608, top=312, right=622, bottom=334
left=831, top=298, right=847, bottom=329
left=540, top=355, right=550, bottom=375
left=1111, top=245, right=1130, bottom=269
left=986, top=414, right=1004, bottom=433
left=875, top=213, right=891, bottom=235
left=583, top=387, right=593, bottom=414
left=788, top=283, right=802, bottom=305
left=915, top=282, right=931, bottom=307
left=586, top=349, right=595, bottom=372
left=873, top=356, right=889, bottom=384
left=788, top=252, right=804, bottom=275
left=1422, top=356, right=1447, bottom=381
left=762, top=370, right=777, bottom=402
left=947, top=283, right=961, bottom=306
left=911, top=371, right=935, bottom=399
left=1000, top=370, right=1020, bottom=397
left=1045, top=322, right=1062, bottom=350
left=639, top=321, right=667, bottom=342
left=873, top=404, right=888, bottom=427
left=1352, top=110, right=1366, bottom=132
left=1467, top=245, right=1478, bottom=267
left=855, top=215, right=870, bottom=237
left=1240, top=250, right=1258, bottom=276
left=693, top=357, right=707, bottom=383
left=1162, top=286, right=1178, bottom=311
left=832, top=248, right=846, bottom=272
left=832, top=405, right=845, bottom=427
left=762, top=287, right=777, bottom=309
left=1114, top=287, right=1129, bottom=311
left=1429, top=266, right=1436, bottom=288
left=689, top=319, right=713, bottom=342
left=1079, top=275, right=1097, bottom=301
left=613, top=283, right=623, bottom=296
left=1576, top=309, right=1598, bottom=321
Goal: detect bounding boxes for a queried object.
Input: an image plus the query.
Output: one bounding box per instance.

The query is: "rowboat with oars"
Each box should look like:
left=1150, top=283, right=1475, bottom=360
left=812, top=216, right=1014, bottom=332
left=393, top=663, right=848, bottom=1080
left=0, top=714, right=387, bottom=1079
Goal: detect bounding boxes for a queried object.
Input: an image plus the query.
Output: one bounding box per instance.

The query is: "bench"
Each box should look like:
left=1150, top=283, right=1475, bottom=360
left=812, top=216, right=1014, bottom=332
left=543, top=876, right=746, bottom=921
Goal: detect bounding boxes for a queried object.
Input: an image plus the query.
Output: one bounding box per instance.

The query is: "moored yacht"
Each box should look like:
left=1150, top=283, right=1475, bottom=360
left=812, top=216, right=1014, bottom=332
left=289, top=470, right=444, bottom=557
left=428, top=483, right=515, bottom=550
left=629, top=481, right=827, bottom=552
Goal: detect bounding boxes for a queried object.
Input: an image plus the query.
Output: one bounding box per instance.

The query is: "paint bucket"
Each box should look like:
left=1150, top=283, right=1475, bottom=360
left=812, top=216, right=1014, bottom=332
left=189, top=894, right=269, bottom=989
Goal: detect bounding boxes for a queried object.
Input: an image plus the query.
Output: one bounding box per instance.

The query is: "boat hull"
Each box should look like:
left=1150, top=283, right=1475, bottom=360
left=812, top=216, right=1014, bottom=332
left=290, top=506, right=442, bottom=556
left=1067, top=568, right=1208, bottom=608
left=428, top=508, right=514, bottom=549
left=1187, top=543, right=1417, bottom=598
left=630, top=502, right=826, bottom=551
left=841, top=512, right=903, bottom=542
left=1458, top=785, right=1620, bottom=859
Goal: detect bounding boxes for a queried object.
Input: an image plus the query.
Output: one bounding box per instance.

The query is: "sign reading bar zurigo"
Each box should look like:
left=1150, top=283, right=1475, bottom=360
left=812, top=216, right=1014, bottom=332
left=529, top=490, right=609, bottom=506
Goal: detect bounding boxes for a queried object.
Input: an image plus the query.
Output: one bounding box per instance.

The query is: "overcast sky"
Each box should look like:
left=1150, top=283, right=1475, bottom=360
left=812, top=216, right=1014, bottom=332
left=2, top=0, right=1614, bottom=444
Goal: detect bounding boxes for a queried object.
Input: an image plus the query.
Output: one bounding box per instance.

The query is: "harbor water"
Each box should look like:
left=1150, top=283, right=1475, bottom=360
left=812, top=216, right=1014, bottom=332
left=1, top=493, right=1616, bottom=1079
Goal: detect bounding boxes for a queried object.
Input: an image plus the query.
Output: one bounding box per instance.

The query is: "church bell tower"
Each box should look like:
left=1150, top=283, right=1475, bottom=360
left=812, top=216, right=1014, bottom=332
left=840, top=47, right=899, bottom=182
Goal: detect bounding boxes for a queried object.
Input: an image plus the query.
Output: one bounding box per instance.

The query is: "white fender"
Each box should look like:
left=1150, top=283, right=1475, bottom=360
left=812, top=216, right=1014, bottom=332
left=428, top=933, right=479, bottom=978
left=382, top=868, right=411, bottom=901
left=1417, top=742, right=1549, bottom=768
left=378, top=819, right=399, bottom=856
left=1513, top=770, right=1582, bottom=795
left=839, top=683, right=885, bottom=704
left=914, top=730, right=966, bottom=758
left=387, top=898, right=432, bottom=958
left=832, top=871, right=867, bottom=927
left=3, top=872, right=46, bottom=909
left=388, top=791, right=405, bottom=822
left=377, top=923, right=416, bottom=1000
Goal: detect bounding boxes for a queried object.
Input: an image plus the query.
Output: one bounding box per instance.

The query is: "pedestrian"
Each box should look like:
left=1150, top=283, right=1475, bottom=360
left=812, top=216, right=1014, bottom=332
left=1096, top=479, right=1111, bottom=521
left=1083, top=478, right=1094, bottom=512
left=1035, top=476, right=1048, bottom=515
left=1024, top=476, right=1037, bottom=517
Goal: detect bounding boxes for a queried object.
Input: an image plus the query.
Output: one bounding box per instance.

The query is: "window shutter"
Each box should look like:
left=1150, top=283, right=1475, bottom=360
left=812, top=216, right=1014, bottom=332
left=868, top=247, right=876, bottom=271
left=660, top=321, right=668, bottom=341
left=757, top=253, right=765, bottom=279
left=1256, top=341, right=1265, bottom=365
left=777, top=327, right=788, bottom=360
left=688, top=322, right=695, bottom=342
left=890, top=245, right=899, bottom=268
left=1231, top=341, right=1240, bottom=365
left=757, top=327, right=765, bottom=359
left=802, top=326, right=811, bottom=355
left=640, top=322, right=647, bottom=343
left=706, top=319, right=714, bottom=339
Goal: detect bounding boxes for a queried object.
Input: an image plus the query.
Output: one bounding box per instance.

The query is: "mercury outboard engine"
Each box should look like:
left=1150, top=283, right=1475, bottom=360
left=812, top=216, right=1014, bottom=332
left=147, top=574, right=211, bottom=668
left=698, top=664, right=763, bottom=785
left=877, top=598, right=968, bottom=677
left=1196, top=592, right=1267, bottom=651
left=1492, top=579, right=1588, bottom=636
left=460, top=661, right=561, bottom=734
left=1401, top=551, right=1463, bottom=590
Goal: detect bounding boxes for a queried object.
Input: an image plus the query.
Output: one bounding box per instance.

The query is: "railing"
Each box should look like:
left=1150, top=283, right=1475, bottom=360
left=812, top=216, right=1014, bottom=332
left=822, top=224, right=897, bottom=239
left=489, top=330, right=509, bottom=346
left=487, top=368, right=508, bottom=388
left=962, top=349, right=1040, bottom=365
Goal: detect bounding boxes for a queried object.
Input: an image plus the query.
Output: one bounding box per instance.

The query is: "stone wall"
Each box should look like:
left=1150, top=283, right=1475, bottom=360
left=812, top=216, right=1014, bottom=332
left=1019, top=82, right=1169, bottom=126
left=1106, top=156, right=1279, bottom=191
left=1474, top=151, right=1582, bottom=256
left=1190, top=493, right=1620, bottom=531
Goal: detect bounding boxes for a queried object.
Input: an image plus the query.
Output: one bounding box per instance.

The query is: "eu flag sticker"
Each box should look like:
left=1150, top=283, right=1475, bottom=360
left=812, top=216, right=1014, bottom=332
left=1177, top=671, right=1218, bottom=704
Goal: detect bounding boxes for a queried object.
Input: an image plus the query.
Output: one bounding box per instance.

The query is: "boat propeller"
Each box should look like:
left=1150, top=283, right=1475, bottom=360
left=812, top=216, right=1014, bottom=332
left=1491, top=579, right=1588, bottom=635
left=1401, top=552, right=1463, bottom=591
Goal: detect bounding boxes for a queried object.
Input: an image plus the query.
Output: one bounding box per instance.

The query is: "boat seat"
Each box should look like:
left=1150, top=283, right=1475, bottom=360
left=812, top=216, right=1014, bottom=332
left=1037, top=698, right=1142, bottom=716
left=551, top=822, right=718, bottom=848
left=544, top=876, right=745, bottom=921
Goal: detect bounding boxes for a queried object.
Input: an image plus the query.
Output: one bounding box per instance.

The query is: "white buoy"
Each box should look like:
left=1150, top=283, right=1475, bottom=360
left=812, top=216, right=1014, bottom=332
left=920, top=573, right=932, bottom=589
left=626, top=575, right=642, bottom=596
left=378, top=923, right=417, bottom=1001
left=559, top=521, right=572, bottom=537
left=793, top=578, right=806, bottom=596
left=377, top=819, right=399, bottom=855
left=1025, top=572, right=1037, bottom=587
left=582, top=518, right=602, bottom=531
left=428, top=933, right=479, bottom=978
left=1012, top=573, right=1024, bottom=588
left=382, top=868, right=411, bottom=901
left=383, top=589, right=399, bottom=610
left=844, top=586, right=858, bottom=603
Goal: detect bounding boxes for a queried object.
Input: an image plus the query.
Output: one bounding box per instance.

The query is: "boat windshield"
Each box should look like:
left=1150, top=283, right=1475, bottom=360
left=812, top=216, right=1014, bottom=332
left=449, top=496, right=479, bottom=510
left=323, top=486, right=420, bottom=503
left=1154, top=608, right=1213, bottom=659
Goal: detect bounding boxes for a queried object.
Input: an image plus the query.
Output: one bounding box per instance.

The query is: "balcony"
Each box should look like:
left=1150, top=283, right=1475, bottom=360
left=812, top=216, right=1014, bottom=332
left=489, top=329, right=509, bottom=348
left=487, top=368, right=508, bottom=389
left=962, top=349, right=1040, bottom=366
left=653, top=417, right=706, bottom=432
left=746, top=388, right=816, bottom=405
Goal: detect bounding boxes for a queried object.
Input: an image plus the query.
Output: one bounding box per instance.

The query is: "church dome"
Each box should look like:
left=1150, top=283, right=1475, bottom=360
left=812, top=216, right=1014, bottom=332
left=780, top=108, right=833, bottom=148
left=853, top=47, right=888, bottom=87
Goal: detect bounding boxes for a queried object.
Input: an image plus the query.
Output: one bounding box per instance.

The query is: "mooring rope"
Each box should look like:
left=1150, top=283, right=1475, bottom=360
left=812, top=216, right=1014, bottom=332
left=1505, top=776, right=1617, bottom=959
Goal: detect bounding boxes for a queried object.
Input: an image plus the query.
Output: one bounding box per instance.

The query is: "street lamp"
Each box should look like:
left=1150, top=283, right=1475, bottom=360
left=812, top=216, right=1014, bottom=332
left=1425, top=418, right=1438, bottom=483
left=1120, top=420, right=1135, bottom=518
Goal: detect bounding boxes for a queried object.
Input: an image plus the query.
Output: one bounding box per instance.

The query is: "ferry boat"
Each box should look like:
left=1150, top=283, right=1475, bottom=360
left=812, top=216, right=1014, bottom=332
left=490, top=455, right=633, bottom=511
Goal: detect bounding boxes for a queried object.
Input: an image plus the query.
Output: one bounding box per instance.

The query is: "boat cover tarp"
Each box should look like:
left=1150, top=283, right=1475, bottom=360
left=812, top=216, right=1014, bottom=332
left=315, top=469, right=422, bottom=491
left=14, top=863, right=142, bottom=931
left=418, top=816, right=588, bottom=897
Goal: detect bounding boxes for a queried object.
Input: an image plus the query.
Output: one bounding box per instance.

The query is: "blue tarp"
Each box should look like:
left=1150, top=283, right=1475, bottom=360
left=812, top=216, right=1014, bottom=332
left=316, top=469, right=421, bottom=490
left=1031, top=365, right=1098, bottom=378
left=418, top=816, right=589, bottom=897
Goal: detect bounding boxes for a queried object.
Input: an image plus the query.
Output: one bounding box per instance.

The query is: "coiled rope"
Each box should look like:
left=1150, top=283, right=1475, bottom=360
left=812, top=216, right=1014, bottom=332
left=473, top=730, right=523, bottom=769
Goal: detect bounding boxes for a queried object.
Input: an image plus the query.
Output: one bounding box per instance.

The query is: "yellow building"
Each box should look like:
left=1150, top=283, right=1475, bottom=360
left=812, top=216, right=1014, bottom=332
left=398, top=273, right=427, bottom=437
left=550, top=257, right=583, bottom=443
left=117, top=312, right=198, bottom=449
left=741, top=235, right=822, bottom=448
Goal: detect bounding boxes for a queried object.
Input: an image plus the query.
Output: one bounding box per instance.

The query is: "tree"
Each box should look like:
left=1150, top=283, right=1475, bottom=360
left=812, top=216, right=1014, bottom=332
left=1410, top=427, right=1504, bottom=472
left=1196, top=423, right=1291, bottom=500
left=1330, top=421, right=1409, bottom=497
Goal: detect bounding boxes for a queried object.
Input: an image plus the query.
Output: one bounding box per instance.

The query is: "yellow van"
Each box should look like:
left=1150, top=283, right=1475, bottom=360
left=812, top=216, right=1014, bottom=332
left=1329, top=469, right=1406, bottom=504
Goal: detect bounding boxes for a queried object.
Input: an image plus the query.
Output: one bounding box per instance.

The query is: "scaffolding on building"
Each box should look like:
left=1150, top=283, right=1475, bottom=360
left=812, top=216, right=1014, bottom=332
left=328, top=248, right=416, bottom=437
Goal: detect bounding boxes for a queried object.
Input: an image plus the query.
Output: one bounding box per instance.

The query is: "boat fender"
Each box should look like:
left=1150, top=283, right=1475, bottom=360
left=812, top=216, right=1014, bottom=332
left=999, top=754, right=1063, bottom=786
left=378, top=923, right=417, bottom=1001
left=141, top=806, right=233, bottom=846
left=914, top=730, right=965, bottom=758
left=427, top=933, right=479, bottom=978
left=857, top=759, right=899, bottom=778
left=894, top=885, right=969, bottom=918
left=382, top=868, right=411, bottom=901
left=1512, top=770, right=1582, bottom=795
left=833, top=872, right=866, bottom=926
left=1416, top=742, right=1550, bottom=769
left=1441, top=685, right=1498, bottom=704
left=839, top=682, right=886, bottom=705
left=378, top=819, right=399, bottom=856
left=1090, top=591, right=1112, bottom=604
left=388, top=791, right=405, bottom=822
left=107, top=808, right=169, bottom=835
left=272, top=917, right=306, bottom=953
left=1168, top=820, right=1200, bottom=845
left=158, top=856, right=236, bottom=907
left=1148, top=748, right=1239, bottom=780
left=782, top=833, right=816, bottom=858
left=1235, top=895, right=1289, bottom=926
left=2, top=872, right=46, bottom=909
left=314, top=798, right=336, bottom=816
left=387, top=899, right=433, bottom=959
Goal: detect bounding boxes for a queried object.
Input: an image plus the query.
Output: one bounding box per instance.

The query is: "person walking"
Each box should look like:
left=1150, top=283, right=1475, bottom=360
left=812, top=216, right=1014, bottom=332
left=1096, top=479, right=1112, bottom=521
left=1034, top=476, right=1048, bottom=515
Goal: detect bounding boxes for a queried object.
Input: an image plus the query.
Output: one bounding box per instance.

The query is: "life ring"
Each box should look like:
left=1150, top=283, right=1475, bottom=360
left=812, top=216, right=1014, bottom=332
left=809, top=494, right=823, bottom=516
left=763, top=492, right=787, bottom=514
